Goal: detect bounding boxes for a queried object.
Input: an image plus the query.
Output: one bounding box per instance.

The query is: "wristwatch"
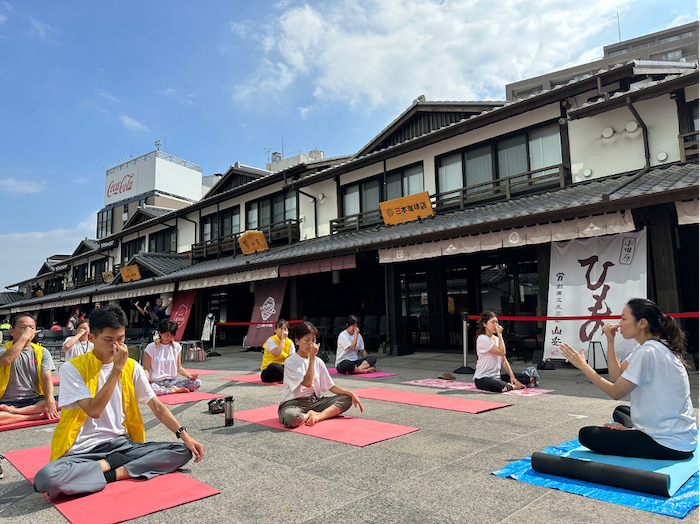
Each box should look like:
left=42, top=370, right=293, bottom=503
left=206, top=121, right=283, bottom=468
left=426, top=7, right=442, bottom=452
left=175, top=426, right=187, bottom=439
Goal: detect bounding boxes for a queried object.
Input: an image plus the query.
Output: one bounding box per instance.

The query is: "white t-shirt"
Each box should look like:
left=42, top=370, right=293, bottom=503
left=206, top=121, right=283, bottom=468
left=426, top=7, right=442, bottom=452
left=264, top=337, right=296, bottom=354
left=473, top=334, right=503, bottom=380
left=144, top=342, right=182, bottom=381
left=58, top=360, right=155, bottom=455
left=63, top=337, right=94, bottom=362
left=280, top=352, right=335, bottom=404
left=622, top=339, right=697, bottom=452
left=335, top=329, right=365, bottom=366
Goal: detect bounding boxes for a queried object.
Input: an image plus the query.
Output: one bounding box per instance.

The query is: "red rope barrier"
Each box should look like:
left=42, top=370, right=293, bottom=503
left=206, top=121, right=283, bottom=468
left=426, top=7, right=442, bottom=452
left=466, top=312, right=699, bottom=321
left=217, top=320, right=304, bottom=326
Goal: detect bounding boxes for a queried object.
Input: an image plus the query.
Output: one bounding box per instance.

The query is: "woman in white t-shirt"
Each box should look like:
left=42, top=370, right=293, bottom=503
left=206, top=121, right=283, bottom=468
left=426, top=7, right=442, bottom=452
left=473, top=311, right=535, bottom=392
left=561, top=298, right=697, bottom=460
left=143, top=319, right=201, bottom=395
left=62, top=319, right=94, bottom=361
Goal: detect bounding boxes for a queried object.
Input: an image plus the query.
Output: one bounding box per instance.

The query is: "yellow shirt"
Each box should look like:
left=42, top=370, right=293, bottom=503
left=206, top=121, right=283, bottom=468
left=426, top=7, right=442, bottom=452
left=260, top=335, right=293, bottom=370
left=0, top=341, right=44, bottom=399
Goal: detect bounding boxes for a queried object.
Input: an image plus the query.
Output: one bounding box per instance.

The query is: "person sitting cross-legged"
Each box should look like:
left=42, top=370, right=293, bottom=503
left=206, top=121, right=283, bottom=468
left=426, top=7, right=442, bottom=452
left=0, top=313, right=58, bottom=425
left=335, top=315, right=377, bottom=375
left=143, top=319, right=201, bottom=395
left=279, top=321, right=363, bottom=428
left=33, top=305, right=203, bottom=499
left=260, top=319, right=295, bottom=383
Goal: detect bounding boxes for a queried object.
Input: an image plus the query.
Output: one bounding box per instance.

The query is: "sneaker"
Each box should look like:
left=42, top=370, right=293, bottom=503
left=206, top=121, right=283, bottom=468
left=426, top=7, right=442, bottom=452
left=0, top=453, right=4, bottom=479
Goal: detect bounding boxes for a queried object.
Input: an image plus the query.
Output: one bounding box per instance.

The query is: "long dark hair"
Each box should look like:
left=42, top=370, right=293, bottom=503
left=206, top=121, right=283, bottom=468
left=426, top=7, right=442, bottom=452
left=626, top=298, right=687, bottom=358
left=475, top=311, right=496, bottom=338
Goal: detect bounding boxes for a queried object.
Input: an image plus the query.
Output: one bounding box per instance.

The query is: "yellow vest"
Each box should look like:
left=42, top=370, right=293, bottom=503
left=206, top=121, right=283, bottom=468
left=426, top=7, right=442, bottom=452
left=50, top=351, right=144, bottom=461
left=0, top=341, right=45, bottom=399
left=260, top=335, right=292, bottom=370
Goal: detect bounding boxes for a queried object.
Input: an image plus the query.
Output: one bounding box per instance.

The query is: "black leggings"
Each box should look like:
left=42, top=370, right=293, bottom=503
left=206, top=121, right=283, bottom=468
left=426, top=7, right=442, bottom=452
left=336, top=355, right=377, bottom=375
left=261, top=363, right=284, bottom=383
left=579, top=405, right=694, bottom=460
left=474, top=372, right=531, bottom=392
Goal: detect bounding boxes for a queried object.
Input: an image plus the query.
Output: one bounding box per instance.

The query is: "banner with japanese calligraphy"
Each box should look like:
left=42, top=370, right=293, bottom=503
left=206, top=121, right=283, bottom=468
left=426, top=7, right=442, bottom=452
left=544, top=228, right=647, bottom=361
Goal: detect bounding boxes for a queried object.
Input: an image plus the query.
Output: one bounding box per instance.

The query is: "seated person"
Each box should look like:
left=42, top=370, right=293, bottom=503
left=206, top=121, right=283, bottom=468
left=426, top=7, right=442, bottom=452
left=335, top=315, right=377, bottom=374
left=561, top=298, right=697, bottom=460
left=279, top=321, right=363, bottom=428
left=143, top=319, right=201, bottom=395
left=63, top=319, right=94, bottom=361
left=0, top=314, right=58, bottom=425
left=260, top=319, right=296, bottom=383
left=33, top=305, right=203, bottom=499
left=474, top=311, right=535, bottom=392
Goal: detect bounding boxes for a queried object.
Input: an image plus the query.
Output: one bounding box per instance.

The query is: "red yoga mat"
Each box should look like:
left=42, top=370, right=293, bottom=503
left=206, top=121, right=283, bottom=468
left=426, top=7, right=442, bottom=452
left=5, top=446, right=220, bottom=524
left=354, top=387, right=511, bottom=413
left=0, top=416, right=60, bottom=432
left=158, top=391, right=223, bottom=405
left=327, top=369, right=398, bottom=378
left=183, top=369, right=223, bottom=375
left=235, top=404, right=419, bottom=447
left=220, top=374, right=282, bottom=386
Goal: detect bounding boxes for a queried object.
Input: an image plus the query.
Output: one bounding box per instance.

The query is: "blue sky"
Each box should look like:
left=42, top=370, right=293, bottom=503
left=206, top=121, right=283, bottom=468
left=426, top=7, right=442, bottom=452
left=0, top=0, right=697, bottom=289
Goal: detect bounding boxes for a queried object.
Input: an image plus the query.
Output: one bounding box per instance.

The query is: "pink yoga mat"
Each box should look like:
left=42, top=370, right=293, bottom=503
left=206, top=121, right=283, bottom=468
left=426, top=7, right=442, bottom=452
left=403, top=379, right=554, bottom=396
left=158, top=391, right=223, bottom=405
left=0, top=416, right=60, bottom=432
left=183, top=369, right=223, bottom=375
left=220, top=374, right=282, bottom=386
left=235, top=404, right=419, bottom=447
left=354, top=387, right=511, bottom=413
left=327, top=369, right=398, bottom=378
left=52, top=376, right=60, bottom=385
left=5, top=445, right=220, bottom=524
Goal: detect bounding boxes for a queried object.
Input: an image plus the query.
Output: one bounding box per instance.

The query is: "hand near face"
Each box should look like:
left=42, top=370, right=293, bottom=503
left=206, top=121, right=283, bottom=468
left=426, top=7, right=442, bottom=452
left=308, top=341, right=319, bottom=360
left=496, top=324, right=504, bottom=336
left=20, top=326, right=36, bottom=342
left=112, top=342, right=129, bottom=371
left=602, top=322, right=620, bottom=339
left=78, top=326, right=88, bottom=337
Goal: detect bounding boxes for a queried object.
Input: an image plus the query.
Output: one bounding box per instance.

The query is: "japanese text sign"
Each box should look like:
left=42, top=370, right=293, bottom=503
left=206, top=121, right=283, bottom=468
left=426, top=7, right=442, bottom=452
left=238, top=230, right=269, bottom=254
left=379, top=192, right=434, bottom=226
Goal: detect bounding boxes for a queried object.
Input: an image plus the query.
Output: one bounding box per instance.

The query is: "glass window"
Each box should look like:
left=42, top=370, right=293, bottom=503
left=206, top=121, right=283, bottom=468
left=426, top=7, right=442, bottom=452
left=403, top=165, right=424, bottom=196
left=73, top=264, right=88, bottom=284
left=201, top=214, right=218, bottom=242
left=438, top=154, right=463, bottom=193
left=97, top=209, right=112, bottom=239
left=284, top=193, right=296, bottom=221
left=121, top=237, right=145, bottom=261
left=692, top=104, right=699, bottom=132
left=273, top=194, right=285, bottom=224
left=662, top=49, right=682, bottom=60
left=497, top=135, right=528, bottom=178
left=465, top=145, right=493, bottom=187
left=149, top=228, right=176, bottom=253
left=91, top=259, right=108, bottom=278
left=344, top=184, right=360, bottom=216
left=246, top=202, right=258, bottom=229
left=220, top=207, right=240, bottom=238
left=362, top=179, right=380, bottom=212
left=529, top=125, right=562, bottom=170
left=386, top=172, right=402, bottom=201
left=259, top=198, right=271, bottom=227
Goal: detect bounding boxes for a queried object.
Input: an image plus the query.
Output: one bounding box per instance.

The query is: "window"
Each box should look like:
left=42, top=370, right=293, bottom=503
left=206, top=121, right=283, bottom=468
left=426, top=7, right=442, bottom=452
left=692, top=104, right=699, bottom=132
left=246, top=193, right=295, bottom=230
left=386, top=164, right=424, bottom=201
left=97, top=209, right=112, bottom=239
left=73, top=263, right=88, bottom=284
left=342, top=177, right=381, bottom=216
left=122, top=237, right=145, bottom=261
left=436, top=124, right=562, bottom=193
left=91, top=259, right=108, bottom=278
left=149, top=228, right=176, bottom=253
left=201, top=214, right=218, bottom=242
left=608, top=48, right=627, bottom=57
left=220, top=207, right=240, bottom=238
left=661, top=49, right=683, bottom=61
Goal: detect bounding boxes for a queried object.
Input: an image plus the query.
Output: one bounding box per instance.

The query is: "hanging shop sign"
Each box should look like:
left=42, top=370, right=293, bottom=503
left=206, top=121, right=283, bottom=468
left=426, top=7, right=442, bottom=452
left=379, top=192, right=434, bottom=226
left=119, top=265, right=142, bottom=282
left=238, top=230, right=269, bottom=254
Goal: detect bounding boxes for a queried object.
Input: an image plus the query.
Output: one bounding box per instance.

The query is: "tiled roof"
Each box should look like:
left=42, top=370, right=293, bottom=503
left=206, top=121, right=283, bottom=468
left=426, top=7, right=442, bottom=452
left=0, top=292, right=23, bottom=306
left=131, top=252, right=191, bottom=276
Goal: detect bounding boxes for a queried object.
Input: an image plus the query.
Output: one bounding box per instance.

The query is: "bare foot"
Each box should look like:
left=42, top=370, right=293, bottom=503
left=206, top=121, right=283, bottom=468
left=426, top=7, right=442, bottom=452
left=171, top=387, right=190, bottom=394
left=361, top=367, right=376, bottom=373
left=304, top=411, right=321, bottom=426
left=0, top=404, right=15, bottom=413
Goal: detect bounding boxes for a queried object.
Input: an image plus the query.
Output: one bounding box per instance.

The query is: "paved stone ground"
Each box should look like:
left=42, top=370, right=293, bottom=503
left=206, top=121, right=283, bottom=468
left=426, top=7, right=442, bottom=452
left=0, top=347, right=697, bottom=523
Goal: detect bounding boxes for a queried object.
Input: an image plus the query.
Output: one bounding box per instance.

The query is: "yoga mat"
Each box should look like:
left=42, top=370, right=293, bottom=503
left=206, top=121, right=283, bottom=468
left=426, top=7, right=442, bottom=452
left=235, top=404, right=419, bottom=447
left=5, top=445, right=220, bottom=524
left=493, top=438, right=700, bottom=518
left=403, top=378, right=553, bottom=396
left=183, top=369, right=223, bottom=375
left=353, top=387, right=511, bottom=413
left=328, top=369, right=398, bottom=378
left=0, top=416, right=59, bottom=432
left=52, top=376, right=60, bottom=385
left=220, top=374, right=282, bottom=386
left=158, top=391, right=223, bottom=405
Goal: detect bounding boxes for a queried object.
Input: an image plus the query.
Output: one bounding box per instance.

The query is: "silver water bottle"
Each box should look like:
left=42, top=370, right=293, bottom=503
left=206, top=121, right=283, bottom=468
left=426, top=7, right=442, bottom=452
left=224, top=396, right=235, bottom=426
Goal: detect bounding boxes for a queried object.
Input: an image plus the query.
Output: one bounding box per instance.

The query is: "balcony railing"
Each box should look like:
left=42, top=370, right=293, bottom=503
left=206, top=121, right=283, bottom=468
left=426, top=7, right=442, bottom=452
left=191, top=219, right=300, bottom=261
left=679, top=131, right=699, bottom=162
left=330, top=209, right=384, bottom=234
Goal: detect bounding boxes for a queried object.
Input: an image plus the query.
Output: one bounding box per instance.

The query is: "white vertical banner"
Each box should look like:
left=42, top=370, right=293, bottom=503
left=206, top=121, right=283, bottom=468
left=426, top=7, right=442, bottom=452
left=544, top=228, right=647, bottom=361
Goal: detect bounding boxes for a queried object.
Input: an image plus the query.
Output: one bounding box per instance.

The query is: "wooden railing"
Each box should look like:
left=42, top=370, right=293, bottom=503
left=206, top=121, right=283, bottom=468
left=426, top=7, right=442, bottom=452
left=679, top=131, right=699, bottom=162
left=191, top=219, right=300, bottom=260
left=330, top=209, right=384, bottom=234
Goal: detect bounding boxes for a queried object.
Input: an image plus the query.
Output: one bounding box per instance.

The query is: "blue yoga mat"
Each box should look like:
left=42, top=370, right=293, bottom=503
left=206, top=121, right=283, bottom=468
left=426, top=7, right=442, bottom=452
left=493, top=438, right=700, bottom=519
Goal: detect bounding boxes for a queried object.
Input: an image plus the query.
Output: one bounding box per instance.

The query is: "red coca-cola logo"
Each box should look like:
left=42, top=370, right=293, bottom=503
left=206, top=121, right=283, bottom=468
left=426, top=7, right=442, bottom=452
left=107, top=173, right=135, bottom=197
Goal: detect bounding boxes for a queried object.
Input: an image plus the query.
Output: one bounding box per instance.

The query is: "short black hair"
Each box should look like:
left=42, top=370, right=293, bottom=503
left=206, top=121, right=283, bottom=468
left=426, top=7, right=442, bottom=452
left=345, top=315, right=359, bottom=327
left=11, top=313, right=35, bottom=329
left=157, top=319, right=178, bottom=335
left=89, top=305, right=128, bottom=336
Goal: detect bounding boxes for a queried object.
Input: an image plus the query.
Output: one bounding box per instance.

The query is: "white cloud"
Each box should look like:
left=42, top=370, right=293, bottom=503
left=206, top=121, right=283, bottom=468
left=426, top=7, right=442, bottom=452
left=2, top=2, right=14, bottom=13
left=157, top=86, right=197, bottom=106
left=298, top=105, right=313, bottom=118
left=233, top=0, right=633, bottom=110
left=0, top=214, right=97, bottom=290
left=119, top=114, right=151, bottom=133
left=97, top=88, right=119, bottom=102
left=28, top=17, right=56, bottom=39
left=75, top=177, right=89, bottom=184
left=1, top=177, right=45, bottom=194
left=0, top=14, right=7, bottom=25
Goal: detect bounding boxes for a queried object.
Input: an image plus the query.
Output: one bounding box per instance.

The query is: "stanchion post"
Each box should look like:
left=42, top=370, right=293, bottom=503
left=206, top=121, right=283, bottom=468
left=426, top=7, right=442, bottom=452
left=454, top=311, right=475, bottom=374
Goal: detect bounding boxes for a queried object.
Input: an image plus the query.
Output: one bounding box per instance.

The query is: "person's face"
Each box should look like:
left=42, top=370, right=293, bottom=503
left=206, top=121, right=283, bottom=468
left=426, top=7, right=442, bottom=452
left=295, top=333, right=316, bottom=356
left=10, top=316, right=36, bottom=341
left=618, top=306, right=646, bottom=340
left=346, top=323, right=358, bottom=334
left=275, top=325, right=288, bottom=338
left=483, top=316, right=499, bottom=336
left=95, top=303, right=101, bottom=309
left=156, top=299, right=163, bottom=306
left=78, top=323, right=91, bottom=337
left=89, top=327, right=126, bottom=360
left=159, top=331, right=174, bottom=345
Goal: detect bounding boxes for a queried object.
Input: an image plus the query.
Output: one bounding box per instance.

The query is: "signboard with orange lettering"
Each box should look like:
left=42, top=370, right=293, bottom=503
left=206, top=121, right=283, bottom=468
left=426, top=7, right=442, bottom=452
left=120, top=265, right=142, bottom=282
left=379, top=192, right=434, bottom=225
left=238, top=230, right=269, bottom=254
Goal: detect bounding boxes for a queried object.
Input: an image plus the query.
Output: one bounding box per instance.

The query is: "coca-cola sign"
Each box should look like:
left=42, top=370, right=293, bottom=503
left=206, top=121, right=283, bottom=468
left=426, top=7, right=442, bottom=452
left=107, top=173, right=135, bottom=197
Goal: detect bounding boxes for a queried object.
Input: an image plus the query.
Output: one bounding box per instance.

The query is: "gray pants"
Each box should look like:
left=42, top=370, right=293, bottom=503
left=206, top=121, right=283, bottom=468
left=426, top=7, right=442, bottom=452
left=151, top=377, right=202, bottom=396
left=278, top=394, right=352, bottom=428
left=33, top=435, right=192, bottom=499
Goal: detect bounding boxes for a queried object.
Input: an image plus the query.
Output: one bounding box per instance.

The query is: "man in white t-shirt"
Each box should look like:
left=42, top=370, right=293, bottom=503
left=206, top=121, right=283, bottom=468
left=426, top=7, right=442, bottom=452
left=33, top=306, right=203, bottom=499
left=335, top=315, right=377, bottom=374
left=279, top=322, right=363, bottom=428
